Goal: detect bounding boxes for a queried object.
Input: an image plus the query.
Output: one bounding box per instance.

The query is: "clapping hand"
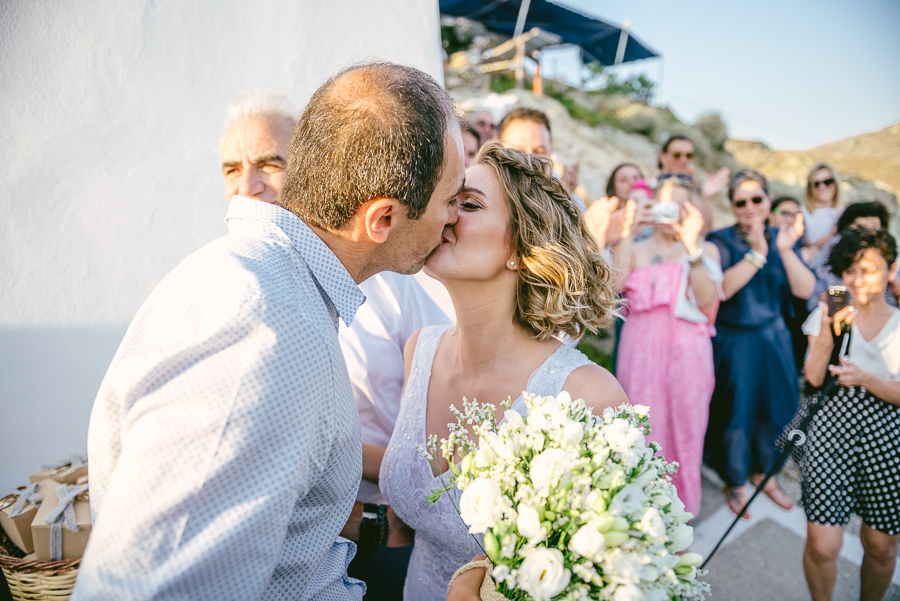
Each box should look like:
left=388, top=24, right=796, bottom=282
left=672, top=200, right=704, bottom=253
left=585, top=196, right=635, bottom=246
left=776, top=213, right=805, bottom=252
left=747, top=215, right=768, bottom=255
left=702, top=167, right=731, bottom=200
left=561, top=162, right=580, bottom=195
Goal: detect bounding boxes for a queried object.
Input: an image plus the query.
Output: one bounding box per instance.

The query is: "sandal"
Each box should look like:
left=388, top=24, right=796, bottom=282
left=749, top=475, right=794, bottom=510
left=724, top=486, right=751, bottom=520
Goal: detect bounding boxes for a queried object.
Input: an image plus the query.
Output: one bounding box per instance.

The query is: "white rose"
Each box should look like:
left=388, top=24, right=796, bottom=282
left=609, top=483, right=646, bottom=517
left=612, top=583, right=643, bottom=601
left=516, top=504, right=544, bottom=541
left=569, top=522, right=606, bottom=560
left=459, top=477, right=502, bottom=534
left=669, top=523, right=693, bottom=552
left=529, top=448, right=576, bottom=495
left=518, top=548, right=571, bottom=601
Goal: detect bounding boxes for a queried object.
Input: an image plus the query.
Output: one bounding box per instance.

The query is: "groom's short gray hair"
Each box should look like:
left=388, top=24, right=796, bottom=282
left=278, top=61, right=460, bottom=230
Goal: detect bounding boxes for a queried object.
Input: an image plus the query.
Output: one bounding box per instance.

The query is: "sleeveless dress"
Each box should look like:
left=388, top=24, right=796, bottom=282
left=616, top=261, right=716, bottom=517
left=379, top=325, right=593, bottom=601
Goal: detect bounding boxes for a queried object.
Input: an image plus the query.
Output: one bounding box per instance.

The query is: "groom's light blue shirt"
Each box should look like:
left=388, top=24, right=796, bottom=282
left=73, top=196, right=366, bottom=601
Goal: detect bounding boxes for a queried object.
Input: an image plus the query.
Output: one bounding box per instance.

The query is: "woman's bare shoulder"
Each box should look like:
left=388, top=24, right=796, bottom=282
left=563, top=363, right=628, bottom=413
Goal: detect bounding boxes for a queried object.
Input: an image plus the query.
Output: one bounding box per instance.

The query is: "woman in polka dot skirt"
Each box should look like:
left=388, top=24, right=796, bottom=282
left=799, top=227, right=900, bottom=601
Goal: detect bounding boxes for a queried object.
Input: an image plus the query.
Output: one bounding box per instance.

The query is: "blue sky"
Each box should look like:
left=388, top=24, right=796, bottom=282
left=538, top=0, right=900, bottom=150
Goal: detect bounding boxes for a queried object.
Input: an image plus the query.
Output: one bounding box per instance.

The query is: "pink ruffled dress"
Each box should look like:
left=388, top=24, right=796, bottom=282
left=616, top=261, right=717, bottom=516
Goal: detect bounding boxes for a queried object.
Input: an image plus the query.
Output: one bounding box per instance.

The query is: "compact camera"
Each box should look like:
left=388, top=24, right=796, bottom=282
left=649, top=202, right=680, bottom=224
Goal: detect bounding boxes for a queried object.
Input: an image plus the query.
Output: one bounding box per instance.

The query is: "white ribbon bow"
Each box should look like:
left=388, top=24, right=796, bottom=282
left=44, top=483, right=88, bottom=561
left=8, top=482, right=42, bottom=518
left=41, top=454, right=87, bottom=471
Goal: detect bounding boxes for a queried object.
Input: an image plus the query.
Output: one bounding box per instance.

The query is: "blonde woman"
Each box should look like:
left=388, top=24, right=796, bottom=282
left=378, top=141, right=627, bottom=600
left=801, top=163, right=842, bottom=262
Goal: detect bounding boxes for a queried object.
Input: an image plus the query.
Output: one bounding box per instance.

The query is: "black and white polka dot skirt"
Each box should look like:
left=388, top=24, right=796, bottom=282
left=781, top=385, right=900, bottom=535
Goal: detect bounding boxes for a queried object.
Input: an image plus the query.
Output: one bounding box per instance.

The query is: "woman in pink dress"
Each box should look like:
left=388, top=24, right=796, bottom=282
left=612, top=177, right=723, bottom=517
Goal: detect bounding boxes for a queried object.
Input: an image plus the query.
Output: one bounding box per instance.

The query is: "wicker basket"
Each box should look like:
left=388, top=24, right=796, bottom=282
left=0, top=529, right=79, bottom=601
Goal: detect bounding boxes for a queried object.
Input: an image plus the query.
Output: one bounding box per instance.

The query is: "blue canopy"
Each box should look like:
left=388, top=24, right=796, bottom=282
left=439, top=0, right=659, bottom=66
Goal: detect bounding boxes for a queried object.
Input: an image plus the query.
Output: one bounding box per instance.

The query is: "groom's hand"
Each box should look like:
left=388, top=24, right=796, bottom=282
left=386, top=506, right=415, bottom=547
left=446, top=555, right=486, bottom=600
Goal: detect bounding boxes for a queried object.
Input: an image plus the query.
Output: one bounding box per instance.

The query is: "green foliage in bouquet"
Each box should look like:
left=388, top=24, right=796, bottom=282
left=418, top=393, right=709, bottom=601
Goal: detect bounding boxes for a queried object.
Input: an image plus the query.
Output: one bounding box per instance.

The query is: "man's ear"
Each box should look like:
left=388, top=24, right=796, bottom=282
left=363, top=197, right=403, bottom=244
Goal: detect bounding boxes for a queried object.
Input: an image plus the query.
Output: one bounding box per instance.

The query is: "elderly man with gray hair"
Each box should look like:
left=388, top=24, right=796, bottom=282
left=220, top=92, right=297, bottom=204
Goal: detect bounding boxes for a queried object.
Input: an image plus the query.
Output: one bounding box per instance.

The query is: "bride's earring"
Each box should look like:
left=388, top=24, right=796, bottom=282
left=508, top=260, right=516, bottom=268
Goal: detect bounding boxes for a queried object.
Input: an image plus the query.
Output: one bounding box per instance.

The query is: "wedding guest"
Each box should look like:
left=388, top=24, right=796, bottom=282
left=703, top=169, right=815, bottom=518
left=806, top=201, right=895, bottom=312
left=220, top=92, right=296, bottom=204
left=216, top=92, right=452, bottom=600
left=799, top=227, right=900, bottom=601
left=461, top=123, right=479, bottom=168
left=468, top=108, right=496, bottom=146
left=657, top=134, right=729, bottom=232
left=801, top=163, right=842, bottom=262
left=380, top=142, right=627, bottom=600
left=72, top=62, right=476, bottom=601
left=607, top=162, right=644, bottom=201
left=612, top=177, right=722, bottom=516
left=769, top=196, right=811, bottom=371
left=498, top=107, right=582, bottom=203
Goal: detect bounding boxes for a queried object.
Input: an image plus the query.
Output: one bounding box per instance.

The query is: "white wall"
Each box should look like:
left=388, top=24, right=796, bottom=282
left=0, top=0, right=442, bottom=492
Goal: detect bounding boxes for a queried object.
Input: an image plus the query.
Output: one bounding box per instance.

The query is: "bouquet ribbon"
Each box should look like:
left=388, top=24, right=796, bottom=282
left=7, top=482, right=42, bottom=518
left=42, top=454, right=87, bottom=472
left=44, top=483, right=88, bottom=561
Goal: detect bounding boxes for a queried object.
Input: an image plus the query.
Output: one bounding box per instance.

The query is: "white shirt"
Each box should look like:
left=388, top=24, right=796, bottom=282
left=339, top=272, right=454, bottom=504
left=802, top=206, right=839, bottom=244
left=73, top=197, right=366, bottom=601
left=802, top=306, right=900, bottom=381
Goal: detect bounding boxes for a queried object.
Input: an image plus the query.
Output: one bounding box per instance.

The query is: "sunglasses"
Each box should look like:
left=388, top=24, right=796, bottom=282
left=734, top=196, right=764, bottom=208
left=772, top=210, right=799, bottom=219
left=658, top=172, right=694, bottom=184
left=813, top=178, right=835, bottom=188
left=670, top=152, right=694, bottom=160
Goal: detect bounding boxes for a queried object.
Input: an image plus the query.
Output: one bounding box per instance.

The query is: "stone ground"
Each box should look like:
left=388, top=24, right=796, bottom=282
left=692, top=463, right=900, bottom=600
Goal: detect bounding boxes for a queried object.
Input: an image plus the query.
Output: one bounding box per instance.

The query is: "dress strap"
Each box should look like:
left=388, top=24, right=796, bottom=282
left=402, top=325, right=452, bottom=412
left=520, top=345, right=593, bottom=400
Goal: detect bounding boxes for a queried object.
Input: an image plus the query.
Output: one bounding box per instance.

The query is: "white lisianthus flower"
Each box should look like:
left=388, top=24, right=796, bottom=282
left=475, top=445, right=497, bottom=468
left=634, top=467, right=658, bottom=488
left=643, top=586, right=670, bottom=601
left=560, top=420, right=585, bottom=448
left=516, top=505, right=544, bottom=541
left=569, top=522, right=606, bottom=560
left=669, top=523, right=694, bottom=552
left=504, top=408, right=525, bottom=429
left=639, top=507, right=665, bottom=540
left=459, top=477, right=502, bottom=534
left=519, top=548, right=571, bottom=601
left=612, top=583, right=643, bottom=601
left=609, top=483, right=646, bottom=517
left=529, top=448, right=576, bottom=495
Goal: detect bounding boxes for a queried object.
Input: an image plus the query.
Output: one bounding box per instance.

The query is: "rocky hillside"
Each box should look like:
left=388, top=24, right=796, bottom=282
left=447, top=71, right=898, bottom=232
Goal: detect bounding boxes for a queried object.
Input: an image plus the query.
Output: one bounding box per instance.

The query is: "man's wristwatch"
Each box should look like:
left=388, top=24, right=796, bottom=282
left=357, top=503, right=380, bottom=561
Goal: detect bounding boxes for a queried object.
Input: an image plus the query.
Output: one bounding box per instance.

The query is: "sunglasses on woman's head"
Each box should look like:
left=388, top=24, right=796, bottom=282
left=734, top=196, right=764, bottom=208
left=813, top=178, right=835, bottom=188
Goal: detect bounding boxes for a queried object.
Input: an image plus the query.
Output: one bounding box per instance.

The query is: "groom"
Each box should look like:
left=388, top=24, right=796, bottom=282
left=71, top=62, right=465, bottom=600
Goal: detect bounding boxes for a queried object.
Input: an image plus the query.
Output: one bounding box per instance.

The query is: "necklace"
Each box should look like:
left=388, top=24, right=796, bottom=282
left=650, top=236, right=684, bottom=288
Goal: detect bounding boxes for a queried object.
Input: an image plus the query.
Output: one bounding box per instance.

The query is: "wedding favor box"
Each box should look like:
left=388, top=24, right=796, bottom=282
left=0, top=479, right=57, bottom=554
left=31, top=477, right=91, bottom=561
left=29, top=455, right=88, bottom=486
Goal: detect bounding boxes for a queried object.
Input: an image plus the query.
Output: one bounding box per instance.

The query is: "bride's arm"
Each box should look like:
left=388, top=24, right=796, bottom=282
left=563, top=363, right=629, bottom=413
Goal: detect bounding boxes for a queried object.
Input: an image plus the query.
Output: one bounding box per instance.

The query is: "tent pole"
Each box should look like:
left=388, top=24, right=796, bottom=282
left=614, top=20, right=630, bottom=65
left=513, top=0, right=532, bottom=89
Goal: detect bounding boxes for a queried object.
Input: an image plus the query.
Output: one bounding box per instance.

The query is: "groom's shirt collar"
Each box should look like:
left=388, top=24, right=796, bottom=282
left=225, top=196, right=365, bottom=331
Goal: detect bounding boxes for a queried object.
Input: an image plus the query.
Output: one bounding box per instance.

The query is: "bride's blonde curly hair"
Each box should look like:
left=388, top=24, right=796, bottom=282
left=474, top=141, right=620, bottom=341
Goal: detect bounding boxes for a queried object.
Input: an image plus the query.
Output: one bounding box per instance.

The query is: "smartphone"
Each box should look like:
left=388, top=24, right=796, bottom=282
left=827, top=286, right=849, bottom=315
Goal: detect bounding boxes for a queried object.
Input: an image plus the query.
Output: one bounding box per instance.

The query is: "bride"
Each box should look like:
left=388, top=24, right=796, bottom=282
left=379, top=141, right=628, bottom=600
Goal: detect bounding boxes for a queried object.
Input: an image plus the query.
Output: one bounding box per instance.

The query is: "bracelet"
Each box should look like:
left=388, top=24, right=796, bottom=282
left=688, top=250, right=704, bottom=269
left=744, top=250, right=767, bottom=269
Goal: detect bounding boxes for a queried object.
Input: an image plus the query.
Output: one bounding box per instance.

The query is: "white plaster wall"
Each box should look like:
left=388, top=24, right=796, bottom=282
left=0, top=0, right=442, bottom=491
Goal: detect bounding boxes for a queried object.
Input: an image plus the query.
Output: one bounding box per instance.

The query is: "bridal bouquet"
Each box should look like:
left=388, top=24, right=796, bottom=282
left=418, top=392, right=709, bottom=601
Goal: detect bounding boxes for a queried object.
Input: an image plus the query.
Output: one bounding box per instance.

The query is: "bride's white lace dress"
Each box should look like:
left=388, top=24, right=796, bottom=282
left=380, top=325, right=592, bottom=600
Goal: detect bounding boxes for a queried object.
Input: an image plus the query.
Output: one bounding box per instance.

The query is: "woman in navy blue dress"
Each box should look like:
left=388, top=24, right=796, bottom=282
left=702, top=170, right=816, bottom=516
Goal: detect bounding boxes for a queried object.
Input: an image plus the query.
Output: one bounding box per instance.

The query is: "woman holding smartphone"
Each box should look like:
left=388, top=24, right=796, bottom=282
left=702, top=169, right=815, bottom=517
left=612, top=177, right=722, bottom=516
left=798, top=227, right=900, bottom=601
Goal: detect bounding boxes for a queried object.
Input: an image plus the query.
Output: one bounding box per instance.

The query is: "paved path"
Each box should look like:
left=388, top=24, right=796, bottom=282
left=692, top=464, right=900, bottom=600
